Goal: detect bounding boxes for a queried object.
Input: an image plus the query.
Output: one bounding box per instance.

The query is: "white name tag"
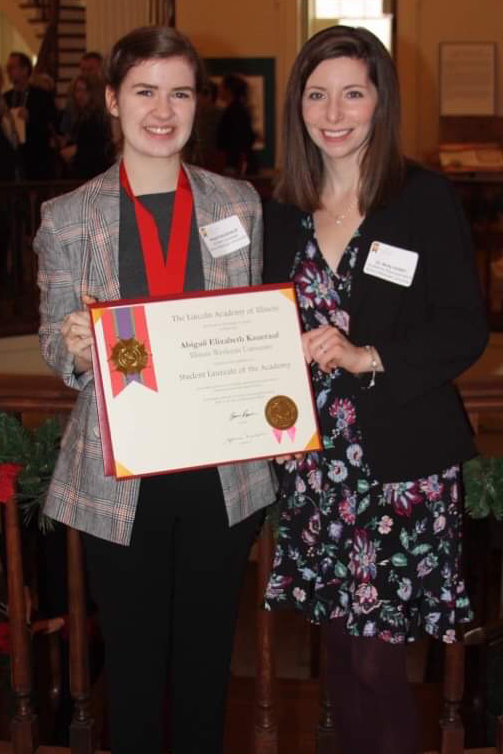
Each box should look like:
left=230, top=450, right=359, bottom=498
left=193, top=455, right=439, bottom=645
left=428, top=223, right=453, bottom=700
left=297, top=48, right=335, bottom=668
left=199, top=215, right=250, bottom=258
left=363, top=241, right=418, bottom=287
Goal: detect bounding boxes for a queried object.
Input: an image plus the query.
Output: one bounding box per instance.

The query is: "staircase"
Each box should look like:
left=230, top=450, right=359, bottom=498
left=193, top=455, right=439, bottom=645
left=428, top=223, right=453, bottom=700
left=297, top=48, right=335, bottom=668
left=18, top=0, right=86, bottom=108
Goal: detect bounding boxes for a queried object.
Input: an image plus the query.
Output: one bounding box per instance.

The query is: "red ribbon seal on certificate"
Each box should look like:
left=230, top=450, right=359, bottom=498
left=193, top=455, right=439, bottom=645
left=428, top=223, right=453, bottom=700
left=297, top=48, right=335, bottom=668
left=265, top=396, right=298, bottom=444
left=101, top=306, right=158, bottom=397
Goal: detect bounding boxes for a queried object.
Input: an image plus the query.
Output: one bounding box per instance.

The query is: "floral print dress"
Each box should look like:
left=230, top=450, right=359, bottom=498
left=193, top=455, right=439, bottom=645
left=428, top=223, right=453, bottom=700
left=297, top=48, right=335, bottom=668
left=264, top=217, right=473, bottom=644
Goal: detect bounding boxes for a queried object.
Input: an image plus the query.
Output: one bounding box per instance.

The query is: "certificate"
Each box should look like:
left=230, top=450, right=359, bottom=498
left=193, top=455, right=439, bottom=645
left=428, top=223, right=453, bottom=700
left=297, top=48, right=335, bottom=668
left=90, top=284, right=322, bottom=479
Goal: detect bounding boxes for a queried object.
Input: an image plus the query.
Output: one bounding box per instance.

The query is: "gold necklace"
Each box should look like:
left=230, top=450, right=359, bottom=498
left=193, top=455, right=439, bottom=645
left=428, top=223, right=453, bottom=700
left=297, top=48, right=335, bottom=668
left=323, top=198, right=357, bottom=225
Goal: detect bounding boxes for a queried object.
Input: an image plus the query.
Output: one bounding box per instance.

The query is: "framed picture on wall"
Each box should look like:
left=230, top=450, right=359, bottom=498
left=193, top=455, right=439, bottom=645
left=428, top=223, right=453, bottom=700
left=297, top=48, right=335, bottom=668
left=204, top=57, right=275, bottom=169
left=440, top=42, right=496, bottom=116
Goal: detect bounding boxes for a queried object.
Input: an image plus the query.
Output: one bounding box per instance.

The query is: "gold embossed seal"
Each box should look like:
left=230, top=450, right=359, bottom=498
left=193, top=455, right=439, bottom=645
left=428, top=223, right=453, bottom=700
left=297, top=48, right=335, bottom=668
left=110, top=338, right=149, bottom=375
left=265, top=395, right=298, bottom=430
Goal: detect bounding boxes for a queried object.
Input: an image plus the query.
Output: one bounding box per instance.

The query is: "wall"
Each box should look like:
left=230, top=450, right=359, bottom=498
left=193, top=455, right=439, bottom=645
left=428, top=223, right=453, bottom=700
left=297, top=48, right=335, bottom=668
left=84, top=0, right=301, bottom=167
left=176, top=0, right=301, bottom=169
left=0, top=0, right=38, bottom=84
left=86, top=0, right=150, bottom=55
left=177, top=0, right=503, bottom=164
left=396, top=0, right=503, bottom=160
left=3, top=0, right=501, bottom=163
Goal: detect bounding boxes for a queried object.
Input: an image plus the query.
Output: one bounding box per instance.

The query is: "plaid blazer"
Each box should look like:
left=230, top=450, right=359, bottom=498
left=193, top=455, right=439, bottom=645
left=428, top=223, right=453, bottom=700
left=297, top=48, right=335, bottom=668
left=35, top=162, right=278, bottom=545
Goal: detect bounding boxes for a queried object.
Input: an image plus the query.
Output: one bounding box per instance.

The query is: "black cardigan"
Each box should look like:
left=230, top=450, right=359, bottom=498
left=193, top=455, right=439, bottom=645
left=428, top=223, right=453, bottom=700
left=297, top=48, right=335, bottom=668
left=263, top=163, right=489, bottom=481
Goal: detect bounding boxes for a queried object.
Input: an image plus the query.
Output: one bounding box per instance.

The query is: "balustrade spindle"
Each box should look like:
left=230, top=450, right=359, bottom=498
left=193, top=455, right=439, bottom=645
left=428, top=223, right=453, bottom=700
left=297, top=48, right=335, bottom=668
left=316, top=625, right=340, bottom=754
left=435, top=401, right=480, bottom=754
left=47, top=631, right=62, bottom=704
left=497, top=715, right=503, bottom=753
left=68, top=527, right=94, bottom=754
left=5, top=489, right=38, bottom=753
left=254, top=522, right=278, bottom=754
left=440, top=640, right=465, bottom=754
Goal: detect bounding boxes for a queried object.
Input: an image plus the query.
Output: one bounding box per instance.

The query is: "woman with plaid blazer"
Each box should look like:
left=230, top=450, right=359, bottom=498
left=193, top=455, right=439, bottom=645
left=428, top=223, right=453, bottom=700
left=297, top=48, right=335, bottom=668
left=35, top=26, right=277, bottom=754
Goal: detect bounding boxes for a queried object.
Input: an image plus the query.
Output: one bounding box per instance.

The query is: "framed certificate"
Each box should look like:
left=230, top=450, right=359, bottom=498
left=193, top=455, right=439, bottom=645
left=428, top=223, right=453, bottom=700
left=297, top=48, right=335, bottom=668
left=439, top=42, right=496, bottom=116
left=90, top=284, right=322, bottom=479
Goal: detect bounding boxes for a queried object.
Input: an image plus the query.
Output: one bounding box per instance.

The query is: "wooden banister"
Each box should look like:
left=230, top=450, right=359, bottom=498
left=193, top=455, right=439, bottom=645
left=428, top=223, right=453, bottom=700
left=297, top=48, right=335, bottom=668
left=33, top=0, right=60, bottom=82
left=254, top=523, right=278, bottom=754
left=67, top=528, right=94, bottom=754
left=4, top=488, right=38, bottom=753
left=3, top=375, right=503, bottom=751
left=254, top=522, right=278, bottom=754
left=0, top=377, right=86, bottom=752
left=0, top=375, right=76, bottom=415
left=441, top=642, right=465, bottom=754
left=148, top=0, right=175, bottom=26
left=316, top=626, right=339, bottom=754
left=441, top=378, right=503, bottom=754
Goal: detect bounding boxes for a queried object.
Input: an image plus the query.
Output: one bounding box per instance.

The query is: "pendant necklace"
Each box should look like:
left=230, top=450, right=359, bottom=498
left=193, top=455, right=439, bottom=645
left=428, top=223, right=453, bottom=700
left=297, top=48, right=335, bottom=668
left=323, top=197, right=357, bottom=225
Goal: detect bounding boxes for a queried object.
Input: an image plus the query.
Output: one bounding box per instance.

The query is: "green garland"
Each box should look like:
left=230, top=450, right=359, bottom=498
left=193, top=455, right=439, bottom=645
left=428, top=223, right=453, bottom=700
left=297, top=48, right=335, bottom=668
left=463, top=455, right=503, bottom=520
left=0, top=410, right=502, bottom=529
left=0, top=411, right=61, bottom=533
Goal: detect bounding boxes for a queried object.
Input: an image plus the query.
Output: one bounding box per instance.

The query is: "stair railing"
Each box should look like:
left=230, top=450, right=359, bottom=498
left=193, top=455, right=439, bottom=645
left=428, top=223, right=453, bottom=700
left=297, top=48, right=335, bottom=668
left=3, top=473, right=39, bottom=754
left=148, top=0, right=175, bottom=26
left=2, top=374, right=503, bottom=753
left=0, top=376, right=93, bottom=754
left=34, top=0, right=61, bottom=84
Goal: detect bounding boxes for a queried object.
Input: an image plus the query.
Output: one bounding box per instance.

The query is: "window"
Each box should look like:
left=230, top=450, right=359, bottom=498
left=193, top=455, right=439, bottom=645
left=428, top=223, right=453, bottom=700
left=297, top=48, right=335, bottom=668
left=305, top=0, right=394, bottom=54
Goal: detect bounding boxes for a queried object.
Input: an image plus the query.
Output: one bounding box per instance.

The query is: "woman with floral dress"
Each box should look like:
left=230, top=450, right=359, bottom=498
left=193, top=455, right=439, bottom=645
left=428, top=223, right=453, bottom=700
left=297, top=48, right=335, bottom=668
left=263, top=25, right=488, bottom=753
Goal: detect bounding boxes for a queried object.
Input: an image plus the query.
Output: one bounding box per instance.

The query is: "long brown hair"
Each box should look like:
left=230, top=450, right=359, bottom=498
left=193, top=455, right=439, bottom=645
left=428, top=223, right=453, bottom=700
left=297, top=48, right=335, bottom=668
left=275, top=25, right=405, bottom=214
left=71, top=74, right=105, bottom=116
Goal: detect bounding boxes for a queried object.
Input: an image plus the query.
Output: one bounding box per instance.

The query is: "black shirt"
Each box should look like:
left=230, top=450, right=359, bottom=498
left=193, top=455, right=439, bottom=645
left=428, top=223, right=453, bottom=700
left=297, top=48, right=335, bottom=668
left=119, top=187, right=204, bottom=299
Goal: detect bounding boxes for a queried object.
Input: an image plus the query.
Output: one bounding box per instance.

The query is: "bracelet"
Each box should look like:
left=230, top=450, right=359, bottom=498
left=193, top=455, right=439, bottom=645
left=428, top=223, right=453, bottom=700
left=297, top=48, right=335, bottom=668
left=362, top=344, right=377, bottom=389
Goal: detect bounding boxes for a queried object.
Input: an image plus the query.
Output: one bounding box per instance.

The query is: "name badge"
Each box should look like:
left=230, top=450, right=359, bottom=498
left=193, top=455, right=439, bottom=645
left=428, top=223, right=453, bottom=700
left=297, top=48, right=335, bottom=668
left=199, top=215, right=250, bottom=258
left=363, top=241, right=418, bottom=287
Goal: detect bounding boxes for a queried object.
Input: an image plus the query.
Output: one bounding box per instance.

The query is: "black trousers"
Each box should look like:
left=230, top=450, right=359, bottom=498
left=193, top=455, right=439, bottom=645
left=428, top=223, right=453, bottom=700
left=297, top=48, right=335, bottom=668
left=83, top=467, right=262, bottom=754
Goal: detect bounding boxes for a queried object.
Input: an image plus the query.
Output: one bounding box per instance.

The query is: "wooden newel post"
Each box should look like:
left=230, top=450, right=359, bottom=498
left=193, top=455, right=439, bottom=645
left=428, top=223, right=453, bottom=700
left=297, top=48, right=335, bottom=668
left=316, top=625, right=339, bottom=754
left=497, top=715, right=503, bottom=754
left=2, top=464, right=38, bottom=754
left=440, top=640, right=465, bottom=754
left=254, top=521, right=278, bottom=754
left=67, top=526, right=95, bottom=754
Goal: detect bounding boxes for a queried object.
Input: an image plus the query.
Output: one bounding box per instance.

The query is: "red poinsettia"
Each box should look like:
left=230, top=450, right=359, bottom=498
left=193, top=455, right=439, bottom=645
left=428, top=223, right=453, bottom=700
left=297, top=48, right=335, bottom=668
left=0, top=463, right=22, bottom=504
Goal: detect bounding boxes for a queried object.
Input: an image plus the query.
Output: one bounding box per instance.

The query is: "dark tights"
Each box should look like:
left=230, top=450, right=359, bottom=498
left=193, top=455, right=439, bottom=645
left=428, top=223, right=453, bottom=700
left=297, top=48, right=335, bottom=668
left=325, top=618, right=419, bottom=754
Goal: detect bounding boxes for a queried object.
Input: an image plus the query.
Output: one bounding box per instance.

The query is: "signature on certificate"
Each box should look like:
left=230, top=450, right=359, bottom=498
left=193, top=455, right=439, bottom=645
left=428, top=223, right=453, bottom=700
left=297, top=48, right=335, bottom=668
left=229, top=409, right=256, bottom=421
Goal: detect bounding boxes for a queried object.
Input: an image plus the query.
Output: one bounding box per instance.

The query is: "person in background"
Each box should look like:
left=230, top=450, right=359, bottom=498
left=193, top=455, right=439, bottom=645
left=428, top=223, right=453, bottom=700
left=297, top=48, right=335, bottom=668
left=263, top=25, right=488, bottom=754
left=79, top=51, right=103, bottom=79
left=193, top=79, right=223, bottom=170
left=0, top=65, right=17, bottom=181
left=0, top=66, right=18, bottom=291
left=60, top=74, right=114, bottom=180
left=59, top=51, right=104, bottom=142
left=35, top=25, right=277, bottom=754
left=216, top=73, right=257, bottom=175
left=4, top=51, right=58, bottom=179
left=30, top=71, right=56, bottom=96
